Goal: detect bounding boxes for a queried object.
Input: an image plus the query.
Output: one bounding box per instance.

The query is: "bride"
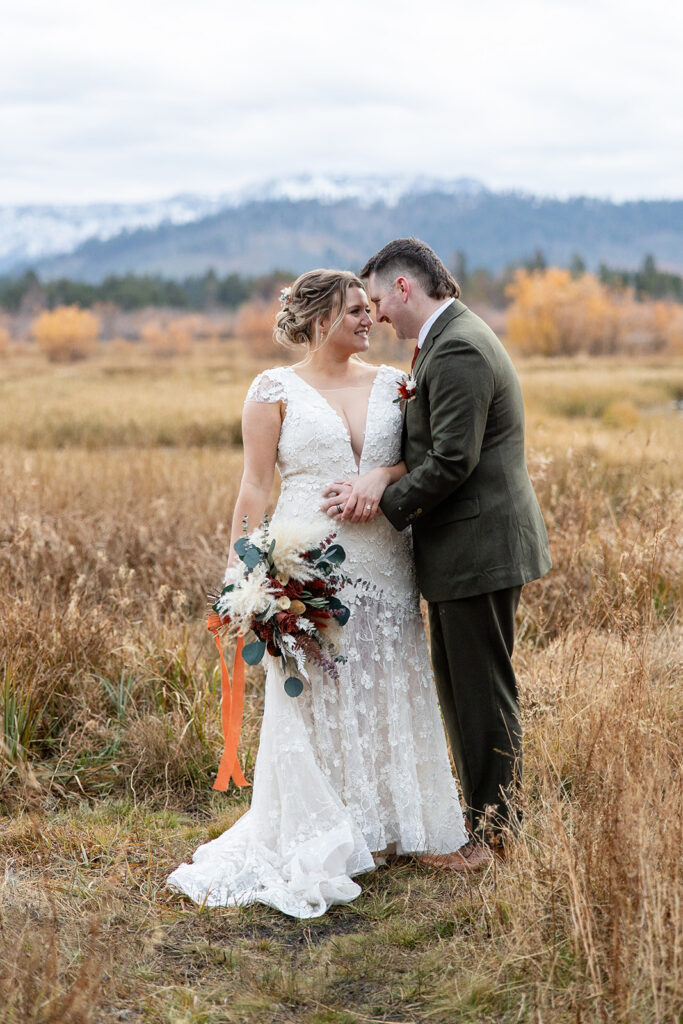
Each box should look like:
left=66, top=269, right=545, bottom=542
left=167, top=270, right=470, bottom=919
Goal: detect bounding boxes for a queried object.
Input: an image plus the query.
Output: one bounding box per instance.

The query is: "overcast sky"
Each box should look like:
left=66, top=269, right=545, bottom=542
left=1, top=0, right=681, bottom=205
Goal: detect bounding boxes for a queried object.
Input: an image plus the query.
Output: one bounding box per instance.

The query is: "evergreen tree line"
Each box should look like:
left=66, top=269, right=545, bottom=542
left=0, top=269, right=291, bottom=313
left=451, top=252, right=683, bottom=306
left=1, top=254, right=681, bottom=314
left=595, top=254, right=683, bottom=302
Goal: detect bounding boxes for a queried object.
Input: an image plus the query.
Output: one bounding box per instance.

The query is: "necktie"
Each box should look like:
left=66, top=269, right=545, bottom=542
left=410, top=343, right=420, bottom=373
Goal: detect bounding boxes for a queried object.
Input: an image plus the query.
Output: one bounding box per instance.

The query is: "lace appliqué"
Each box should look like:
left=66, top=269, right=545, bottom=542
left=245, top=369, right=288, bottom=405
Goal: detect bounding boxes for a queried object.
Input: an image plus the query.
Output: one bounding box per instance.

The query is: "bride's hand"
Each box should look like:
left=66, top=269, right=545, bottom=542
left=321, top=481, right=353, bottom=520
left=341, top=468, right=391, bottom=523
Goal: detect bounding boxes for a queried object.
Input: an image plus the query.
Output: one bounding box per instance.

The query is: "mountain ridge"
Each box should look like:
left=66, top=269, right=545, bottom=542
left=2, top=176, right=681, bottom=280
left=0, top=175, right=486, bottom=273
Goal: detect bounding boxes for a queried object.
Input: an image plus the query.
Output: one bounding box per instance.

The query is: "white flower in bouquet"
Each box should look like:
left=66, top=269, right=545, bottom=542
left=223, top=563, right=246, bottom=587
left=279, top=633, right=309, bottom=678
left=217, top=562, right=277, bottom=630
left=259, top=519, right=331, bottom=583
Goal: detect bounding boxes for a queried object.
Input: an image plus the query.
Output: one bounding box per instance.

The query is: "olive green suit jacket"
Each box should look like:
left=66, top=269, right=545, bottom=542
left=380, top=300, right=551, bottom=602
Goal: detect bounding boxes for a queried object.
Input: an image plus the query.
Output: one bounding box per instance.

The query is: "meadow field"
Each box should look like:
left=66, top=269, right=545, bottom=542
left=1, top=343, right=681, bottom=1023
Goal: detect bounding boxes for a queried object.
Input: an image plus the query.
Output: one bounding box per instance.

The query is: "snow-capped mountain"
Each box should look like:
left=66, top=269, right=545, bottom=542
left=0, top=195, right=225, bottom=274
left=0, top=175, right=486, bottom=274
left=3, top=176, right=680, bottom=281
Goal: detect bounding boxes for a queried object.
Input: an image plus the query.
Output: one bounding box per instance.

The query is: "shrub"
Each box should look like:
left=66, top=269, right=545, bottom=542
left=32, top=305, right=99, bottom=362
left=506, top=269, right=683, bottom=356
left=505, top=269, right=622, bottom=356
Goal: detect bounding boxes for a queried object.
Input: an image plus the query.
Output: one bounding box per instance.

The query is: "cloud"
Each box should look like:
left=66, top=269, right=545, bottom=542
left=1, top=0, right=681, bottom=202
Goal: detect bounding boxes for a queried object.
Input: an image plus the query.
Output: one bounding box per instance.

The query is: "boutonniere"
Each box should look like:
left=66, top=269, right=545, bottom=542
left=394, top=374, right=417, bottom=404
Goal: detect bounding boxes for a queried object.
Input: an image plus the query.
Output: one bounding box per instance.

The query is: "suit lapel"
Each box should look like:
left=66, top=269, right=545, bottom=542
left=401, top=300, right=467, bottom=442
left=412, top=299, right=467, bottom=380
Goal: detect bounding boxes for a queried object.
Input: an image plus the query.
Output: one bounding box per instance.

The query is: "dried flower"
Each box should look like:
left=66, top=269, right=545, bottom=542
left=394, top=374, right=417, bottom=404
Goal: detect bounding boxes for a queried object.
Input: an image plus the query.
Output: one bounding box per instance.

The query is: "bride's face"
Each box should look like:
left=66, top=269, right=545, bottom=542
left=324, top=286, right=373, bottom=356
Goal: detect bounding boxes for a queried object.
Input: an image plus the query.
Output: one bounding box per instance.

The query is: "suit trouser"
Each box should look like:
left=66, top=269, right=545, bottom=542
left=427, top=586, right=523, bottom=836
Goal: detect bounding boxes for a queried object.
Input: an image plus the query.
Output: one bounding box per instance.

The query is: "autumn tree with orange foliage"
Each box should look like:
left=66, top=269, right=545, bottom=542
left=505, top=269, right=622, bottom=356
left=32, top=305, right=99, bottom=362
left=505, top=268, right=683, bottom=356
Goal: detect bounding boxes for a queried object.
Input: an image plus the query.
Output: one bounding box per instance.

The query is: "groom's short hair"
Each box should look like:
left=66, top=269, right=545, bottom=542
left=360, top=238, right=460, bottom=300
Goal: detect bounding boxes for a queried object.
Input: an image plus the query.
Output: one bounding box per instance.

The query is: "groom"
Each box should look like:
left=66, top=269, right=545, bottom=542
left=325, top=238, right=551, bottom=867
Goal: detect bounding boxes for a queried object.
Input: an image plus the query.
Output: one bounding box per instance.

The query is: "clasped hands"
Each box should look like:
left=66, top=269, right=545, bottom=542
left=320, top=467, right=390, bottom=523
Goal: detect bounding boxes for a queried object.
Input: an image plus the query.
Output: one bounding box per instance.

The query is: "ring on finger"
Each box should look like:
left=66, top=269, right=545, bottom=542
left=336, top=504, right=343, bottom=515
left=365, top=504, right=372, bottom=511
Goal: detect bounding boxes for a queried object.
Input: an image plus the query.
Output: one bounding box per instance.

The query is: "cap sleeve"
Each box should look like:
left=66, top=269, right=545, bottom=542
left=245, top=369, right=287, bottom=404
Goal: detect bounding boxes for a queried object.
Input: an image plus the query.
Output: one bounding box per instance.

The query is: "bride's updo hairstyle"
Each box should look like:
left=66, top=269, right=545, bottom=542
left=274, top=269, right=364, bottom=351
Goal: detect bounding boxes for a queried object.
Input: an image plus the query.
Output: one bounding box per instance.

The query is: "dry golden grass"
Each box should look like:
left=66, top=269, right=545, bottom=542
left=1, top=345, right=681, bottom=1023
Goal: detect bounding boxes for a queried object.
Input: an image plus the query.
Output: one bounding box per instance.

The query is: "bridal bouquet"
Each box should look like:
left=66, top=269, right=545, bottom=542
left=209, top=518, right=351, bottom=697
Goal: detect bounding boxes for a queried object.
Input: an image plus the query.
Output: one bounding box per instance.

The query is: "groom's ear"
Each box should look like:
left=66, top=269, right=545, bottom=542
left=396, top=276, right=411, bottom=303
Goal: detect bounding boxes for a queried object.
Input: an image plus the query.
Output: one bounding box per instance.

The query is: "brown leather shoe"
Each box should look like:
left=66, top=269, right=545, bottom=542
left=489, top=839, right=508, bottom=862
left=419, top=841, right=493, bottom=873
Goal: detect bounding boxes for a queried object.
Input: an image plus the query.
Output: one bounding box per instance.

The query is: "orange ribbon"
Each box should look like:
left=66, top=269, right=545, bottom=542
left=207, top=615, right=248, bottom=790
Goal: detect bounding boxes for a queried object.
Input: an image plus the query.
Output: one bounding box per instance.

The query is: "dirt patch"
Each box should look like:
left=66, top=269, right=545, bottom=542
left=160, top=903, right=368, bottom=953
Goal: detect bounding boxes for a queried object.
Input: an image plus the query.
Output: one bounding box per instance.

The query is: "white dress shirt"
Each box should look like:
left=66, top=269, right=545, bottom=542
left=417, top=297, right=455, bottom=349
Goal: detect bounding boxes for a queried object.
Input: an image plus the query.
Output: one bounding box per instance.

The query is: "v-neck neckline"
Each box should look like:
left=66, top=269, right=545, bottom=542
left=288, top=366, right=384, bottom=471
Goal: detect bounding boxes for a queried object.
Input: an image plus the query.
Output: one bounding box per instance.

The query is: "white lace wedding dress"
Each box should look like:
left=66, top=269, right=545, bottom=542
left=167, top=365, right=467, bottom=918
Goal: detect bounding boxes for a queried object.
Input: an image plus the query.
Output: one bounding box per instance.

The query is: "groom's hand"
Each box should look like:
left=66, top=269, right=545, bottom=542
left=322, top=471, right=388, bottom=524
left=321, top=481, right=353, bottom=521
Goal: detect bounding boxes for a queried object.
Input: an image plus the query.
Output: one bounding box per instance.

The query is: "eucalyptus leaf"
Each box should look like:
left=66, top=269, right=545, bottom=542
left=323, top=544, right=346, bottom=564
left=233, top=536, right=249, bottom=556
left=242, top=545, right=261, bottom=570
left=284, top=676, right=304, bottom=698
left=241, top=640, right=266, bottom=665
left=336, top=605, right=350, bottom=626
